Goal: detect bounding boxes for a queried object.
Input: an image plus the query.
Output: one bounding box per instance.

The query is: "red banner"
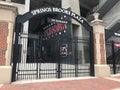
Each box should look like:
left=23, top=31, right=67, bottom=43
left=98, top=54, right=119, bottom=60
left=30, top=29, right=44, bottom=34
left=43, top=23, right=67, bottom=37
left=114, top=43, right=120, bottom=48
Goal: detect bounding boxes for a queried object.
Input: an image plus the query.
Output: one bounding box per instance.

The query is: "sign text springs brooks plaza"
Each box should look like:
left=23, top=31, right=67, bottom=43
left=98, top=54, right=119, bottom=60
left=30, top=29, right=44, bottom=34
left=29, top=7, right=84, bottom=24
left=18, top=7, right=92, bottom=32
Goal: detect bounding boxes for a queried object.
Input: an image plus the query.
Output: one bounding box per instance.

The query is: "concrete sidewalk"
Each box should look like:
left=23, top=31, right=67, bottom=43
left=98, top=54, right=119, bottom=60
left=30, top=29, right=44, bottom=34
left=0, top=74, right=120, bottom=90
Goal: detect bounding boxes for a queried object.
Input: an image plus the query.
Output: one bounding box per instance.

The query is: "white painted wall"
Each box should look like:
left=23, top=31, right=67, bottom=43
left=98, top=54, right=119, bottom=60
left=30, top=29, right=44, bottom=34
left=62, top=0, right=80, bottom=25
left=62, top=0, right=86, bottom=64
left=21, top=0, right=30, bottom=63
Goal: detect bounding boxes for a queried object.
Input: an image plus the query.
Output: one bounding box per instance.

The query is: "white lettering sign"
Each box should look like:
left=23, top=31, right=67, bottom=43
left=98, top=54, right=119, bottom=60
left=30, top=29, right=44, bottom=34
left=30, top=7, right=84, bottom=24
left=114, top=33, right=120, bottom=37
left=31, top=8, right=52, bottom=15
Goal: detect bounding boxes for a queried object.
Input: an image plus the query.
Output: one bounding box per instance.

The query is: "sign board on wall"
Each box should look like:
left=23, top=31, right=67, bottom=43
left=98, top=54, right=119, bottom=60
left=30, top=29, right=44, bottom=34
left=114, top=43, right=120, bottom=48
left=43, top=23, right=67, bottom=38
left=60, top=44, right=68, bottom=57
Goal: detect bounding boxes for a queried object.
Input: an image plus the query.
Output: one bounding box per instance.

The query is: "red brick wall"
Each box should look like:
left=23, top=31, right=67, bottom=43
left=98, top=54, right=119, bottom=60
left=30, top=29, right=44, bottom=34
left=0, top=22, right=8, bottom=66
left=94, top=34, right=97, bottom=64
left=100, top=34, right=106, bottom=64
left=94, top=34, right=106, bottom=64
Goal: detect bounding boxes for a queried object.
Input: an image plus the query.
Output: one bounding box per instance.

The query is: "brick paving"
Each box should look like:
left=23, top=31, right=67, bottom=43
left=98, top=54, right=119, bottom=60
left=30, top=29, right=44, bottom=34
left=112, top=76, right=120, bottom=79
left=0, top=76, right=120, bottom=90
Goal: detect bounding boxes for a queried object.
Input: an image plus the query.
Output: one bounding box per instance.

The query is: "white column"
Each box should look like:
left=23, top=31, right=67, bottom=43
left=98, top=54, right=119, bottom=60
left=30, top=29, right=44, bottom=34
left=21, top=0, right=30, bottom=63
left=23, top=0, right=30, bottom=33
left=91, top=13, right=110, bottom=77
left=62, top=0, right=80, bottom=25
left=0, top=4, right=17, bottom=84
left=62, top=0, right=85, bottom=64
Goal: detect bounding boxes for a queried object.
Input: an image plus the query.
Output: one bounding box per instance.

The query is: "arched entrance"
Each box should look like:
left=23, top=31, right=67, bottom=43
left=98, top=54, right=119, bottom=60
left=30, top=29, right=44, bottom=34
left=12, top=7, right=94, bottom=81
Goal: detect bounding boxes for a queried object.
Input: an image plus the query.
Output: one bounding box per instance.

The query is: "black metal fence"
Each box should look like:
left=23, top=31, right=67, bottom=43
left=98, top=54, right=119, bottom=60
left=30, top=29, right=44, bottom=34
left=106, top=41, right=120, bottom=74
left=12, top=33, right=93, bottom=81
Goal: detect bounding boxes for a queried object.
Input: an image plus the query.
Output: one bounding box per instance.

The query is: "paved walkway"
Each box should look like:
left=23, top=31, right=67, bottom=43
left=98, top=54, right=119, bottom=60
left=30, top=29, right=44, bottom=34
left=0, top=75, right=120, bottom=90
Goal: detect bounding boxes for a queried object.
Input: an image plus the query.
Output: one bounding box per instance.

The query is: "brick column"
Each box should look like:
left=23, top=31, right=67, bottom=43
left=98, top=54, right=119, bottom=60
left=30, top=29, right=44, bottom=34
left=91, top=13, right=110, bottom=77
left=0, top=22, right=8, bottom=65
left=0, top=4, right=17, bottom=84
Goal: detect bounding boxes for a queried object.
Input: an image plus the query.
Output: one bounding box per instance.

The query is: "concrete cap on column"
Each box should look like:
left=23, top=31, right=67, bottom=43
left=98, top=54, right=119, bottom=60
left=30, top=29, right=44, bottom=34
left=91, top=13, right=105, bottom=27
left=93, top=13, right=100, bottom=20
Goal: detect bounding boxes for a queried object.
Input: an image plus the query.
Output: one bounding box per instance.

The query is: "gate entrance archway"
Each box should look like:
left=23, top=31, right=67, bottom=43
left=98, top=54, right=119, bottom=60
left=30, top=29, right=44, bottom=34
left=12, top=7, right=94, bottom=81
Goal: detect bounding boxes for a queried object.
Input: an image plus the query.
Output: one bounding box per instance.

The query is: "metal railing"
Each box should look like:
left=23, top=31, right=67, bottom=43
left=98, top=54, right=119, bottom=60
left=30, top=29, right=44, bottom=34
left=12, top=34, right=93, bottom=81
left=106, top=41, right=120, bottom=74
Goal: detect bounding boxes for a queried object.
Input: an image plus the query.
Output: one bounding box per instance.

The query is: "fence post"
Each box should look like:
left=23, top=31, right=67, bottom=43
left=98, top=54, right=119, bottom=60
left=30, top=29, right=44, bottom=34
left=90, top=13, right=110, bottom=77
left=112, top=41, right=116, bottom=74
left=0, top=4, right=17, bottom=84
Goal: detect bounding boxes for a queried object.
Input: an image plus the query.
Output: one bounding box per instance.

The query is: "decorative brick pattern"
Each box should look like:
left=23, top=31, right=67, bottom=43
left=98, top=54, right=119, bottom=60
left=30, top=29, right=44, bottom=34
left=94, top=34, right=97, bottom=64
left=100, top=34, right=106, bottom=64
left=94, top=33, right=106, bottom=64
left=0, top=22, right=8, bottom=66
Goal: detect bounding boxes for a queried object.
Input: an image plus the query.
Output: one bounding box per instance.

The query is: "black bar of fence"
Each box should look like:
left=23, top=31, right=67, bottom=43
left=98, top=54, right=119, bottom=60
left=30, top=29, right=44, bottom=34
left=74, top=40, right=78, bottom=77
left=57, top=38, right=61, bottom=78
left=12, top=35, right=93, bottom=81
left=112, top=41, right=116, bottom=74
left=89, top=27, right=95, bottom=76
left=12, top=19, right=22, bottom=81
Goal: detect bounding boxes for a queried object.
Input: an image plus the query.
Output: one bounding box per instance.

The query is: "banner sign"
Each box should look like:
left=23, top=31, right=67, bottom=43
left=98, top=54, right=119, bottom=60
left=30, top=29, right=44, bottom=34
left=114, top=33, right=120, bottom=37
left=60, top=44, right=68, bottom=57
left=43, top=23, right=67, bottom=37
left=114, top=43, right=120, bottom=48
